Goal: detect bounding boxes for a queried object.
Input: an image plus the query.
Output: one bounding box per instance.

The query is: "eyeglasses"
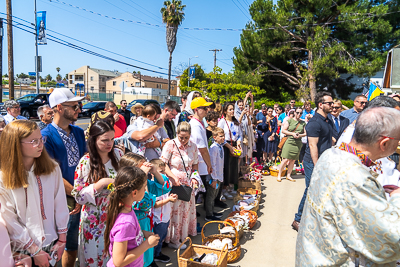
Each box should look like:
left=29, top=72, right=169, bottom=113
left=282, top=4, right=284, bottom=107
left=62, top=104, right=80, bottom=111
left=21, top=136, right=47, bottom=147
left=295, top=112, right=302, bottom=114
left=357, top=101, right=368, bottom=105
left=322, top=102, right=334, bottom=106
left=332, top=106, right=341, bottom=110
left=290, top=102, right=295, bottom=104
left=11, top=106, right=21, bottom=109
left=380, top=135, right=400, bottom=141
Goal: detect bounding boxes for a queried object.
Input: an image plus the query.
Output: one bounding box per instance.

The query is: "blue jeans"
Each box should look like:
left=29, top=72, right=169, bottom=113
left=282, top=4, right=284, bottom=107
left=294, top=160, right=314, bottom=222
left=153, top=221, right=170, bottom=257
left=65, top=213, right=80, bottom=251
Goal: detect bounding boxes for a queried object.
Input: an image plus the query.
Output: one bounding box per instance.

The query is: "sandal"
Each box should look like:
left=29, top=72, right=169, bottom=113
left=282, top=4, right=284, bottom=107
left=286, top=177, right=296, bottom=182
left=277, top=177, right=282, bottom=182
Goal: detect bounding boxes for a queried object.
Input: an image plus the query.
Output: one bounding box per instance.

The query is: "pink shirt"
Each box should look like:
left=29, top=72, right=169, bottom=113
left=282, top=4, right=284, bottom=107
left=107, top=210, right=144, bottom=267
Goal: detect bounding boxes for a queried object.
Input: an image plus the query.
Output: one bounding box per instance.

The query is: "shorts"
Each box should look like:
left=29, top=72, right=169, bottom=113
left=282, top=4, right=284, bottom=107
left=65, top=213, right=80, bottom=251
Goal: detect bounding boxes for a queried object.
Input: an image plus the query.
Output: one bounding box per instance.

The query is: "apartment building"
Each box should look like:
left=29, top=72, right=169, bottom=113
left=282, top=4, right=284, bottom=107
left=68, top=65, right=122, bottom=92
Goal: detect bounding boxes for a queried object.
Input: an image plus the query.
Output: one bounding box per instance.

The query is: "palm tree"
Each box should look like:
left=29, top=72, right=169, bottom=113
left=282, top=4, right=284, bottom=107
left=56, top=67, right=60, bottom=74
left=160, top=0, right=185, bottom=96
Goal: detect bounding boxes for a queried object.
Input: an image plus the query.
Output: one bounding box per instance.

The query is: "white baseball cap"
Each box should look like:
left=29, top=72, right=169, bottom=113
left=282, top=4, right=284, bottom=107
left=49, top=88, right=85, bottom=108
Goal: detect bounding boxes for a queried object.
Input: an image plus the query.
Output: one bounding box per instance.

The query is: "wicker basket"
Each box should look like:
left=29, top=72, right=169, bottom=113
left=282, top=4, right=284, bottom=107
left=201, top=221, right=241, bottom=263
left=178, top=237, right=228, bottom=267
left=223, top=217, right=245, bottom=239
left=238, top=178, right=261, bottom=191
left=233, top=193, right=261, bottom=204
left=227, top=210, right=258, bottom=230
left=240, top=166, right=251, bottom=174
left=269, top=157, right=286, bottom=177
left=237, top=187, right=262, bottom=197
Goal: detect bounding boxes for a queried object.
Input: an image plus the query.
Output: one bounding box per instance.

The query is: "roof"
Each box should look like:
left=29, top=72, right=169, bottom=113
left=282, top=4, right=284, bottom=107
left=132, top=74, right=177, bottom=85
left=90, top=68, right=123, bottom=77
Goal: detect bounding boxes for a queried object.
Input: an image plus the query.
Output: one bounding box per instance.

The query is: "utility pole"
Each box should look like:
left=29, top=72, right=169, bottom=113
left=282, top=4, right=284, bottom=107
left=0, top=18, right=3, bottom=102
left=34, top=0, right=39, bottom=94
left=209, top=49, right=222, bottom=83
left=6, top=0, right=14, bottom=99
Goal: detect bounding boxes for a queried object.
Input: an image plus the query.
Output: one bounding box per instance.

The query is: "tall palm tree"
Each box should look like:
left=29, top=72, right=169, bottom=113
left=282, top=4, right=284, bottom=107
left=161, top=0, right=185, bottom=96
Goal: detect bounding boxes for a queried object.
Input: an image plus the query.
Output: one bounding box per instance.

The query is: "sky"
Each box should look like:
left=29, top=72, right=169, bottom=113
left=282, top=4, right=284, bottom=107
left=0, top=0, right=276, bottom=81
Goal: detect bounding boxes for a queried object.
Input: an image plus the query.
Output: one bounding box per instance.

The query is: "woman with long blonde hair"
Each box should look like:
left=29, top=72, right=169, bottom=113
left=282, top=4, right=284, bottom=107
left=0, top=120, right=69, bottom=266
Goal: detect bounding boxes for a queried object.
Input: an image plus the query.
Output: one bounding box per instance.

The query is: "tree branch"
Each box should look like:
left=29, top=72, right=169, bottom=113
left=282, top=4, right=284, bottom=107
left=276, top=23, right=307, bottom=44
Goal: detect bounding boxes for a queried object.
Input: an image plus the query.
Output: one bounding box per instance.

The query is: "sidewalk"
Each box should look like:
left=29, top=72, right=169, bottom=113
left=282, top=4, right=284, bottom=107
left=157, top=174, right=305, bottom=267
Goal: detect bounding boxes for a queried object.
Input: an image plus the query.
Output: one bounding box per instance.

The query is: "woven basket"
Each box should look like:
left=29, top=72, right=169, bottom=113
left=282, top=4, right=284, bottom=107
left=237, top=187, right=262, bottom=197
left=238, top=178, right=261, bottom=191
left=227, top=210, right=258, bottom=230
left=269, top=157, right=286, bottom=177
left=223, top=217, right=245, bottom=239
left=233, top=193, right=261, bottom=204
left=178, top=237, right=228, bottom=267
left=240, top=166, right=251, bottom=174
left=201, top=221, right=241, bottom=263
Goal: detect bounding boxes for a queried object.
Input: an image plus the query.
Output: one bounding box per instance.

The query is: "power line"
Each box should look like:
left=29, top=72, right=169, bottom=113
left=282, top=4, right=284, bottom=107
left=3, top=19, right=174, bottom=76
left=232, top=0, right=251, bottom=20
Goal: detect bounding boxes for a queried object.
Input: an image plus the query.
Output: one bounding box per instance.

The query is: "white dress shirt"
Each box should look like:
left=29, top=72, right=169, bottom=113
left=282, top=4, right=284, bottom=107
left=209, top=142, right=224, bottom=182
left=4, top=113, right=27, bottom=125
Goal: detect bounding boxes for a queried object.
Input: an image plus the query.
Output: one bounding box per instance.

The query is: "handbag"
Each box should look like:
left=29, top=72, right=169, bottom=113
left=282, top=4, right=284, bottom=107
left=278, top=121, right=301, bottom=150
left=224, top=118, right=240, bottom=157
left=170, top=140, right=193, bottom=202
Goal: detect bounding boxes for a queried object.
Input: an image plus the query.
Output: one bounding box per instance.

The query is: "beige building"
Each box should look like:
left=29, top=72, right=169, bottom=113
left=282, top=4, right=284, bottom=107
left=68, top=65, right=122, bottom=93
left=106, top=72, right=178, bottom=95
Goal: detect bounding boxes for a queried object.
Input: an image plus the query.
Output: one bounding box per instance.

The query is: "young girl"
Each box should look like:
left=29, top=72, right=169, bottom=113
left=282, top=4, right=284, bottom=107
left=104, top=166, right=160, bottom=267
left=119, top=153, right=173, bottom=267
left=135, top=105, right=162, bottom=157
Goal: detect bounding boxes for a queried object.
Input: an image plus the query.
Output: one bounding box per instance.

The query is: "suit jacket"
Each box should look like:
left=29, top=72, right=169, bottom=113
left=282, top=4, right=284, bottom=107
left=328, top=114, right=349, bottom=144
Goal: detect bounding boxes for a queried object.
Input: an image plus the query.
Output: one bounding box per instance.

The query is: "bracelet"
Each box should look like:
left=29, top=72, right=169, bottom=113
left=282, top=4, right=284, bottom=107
left=57, top=240, right=67, bottom=244
left=30, top=247, right=41, bottom=257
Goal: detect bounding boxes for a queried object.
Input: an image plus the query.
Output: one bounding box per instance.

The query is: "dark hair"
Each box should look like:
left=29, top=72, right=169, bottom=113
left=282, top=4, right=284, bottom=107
left=206, top=111, right=220, bottom=122
left=222, top=102, right=239, bottom=126
left=315, top=91, right=332, bottom=108
left=142, top=105, right=156, bottom=118
left=105, top=101, right=116, bottom=110
left=354, top=95, right=368, bottom=102
left=209, top=102, right=216, bottom=109
left=237, top=99, right=244, bottom=105
left=193, top=92, right=202, bottom=99
left=87, top=121, right=119, bottom=184
left=365, top=96, right=399, bottom=110
left=120, top=100, right=126, bottom=104
left=267, top=107, right=273, bottom=111
left=104, top=166, right=147, bottom=256
left=164, top=100, right=180, bottom=113
left=277, top=106, right=284, bottom=112
left=149, top=103, right=162, bottom=115
left=181, top=91, right=189, bottom=100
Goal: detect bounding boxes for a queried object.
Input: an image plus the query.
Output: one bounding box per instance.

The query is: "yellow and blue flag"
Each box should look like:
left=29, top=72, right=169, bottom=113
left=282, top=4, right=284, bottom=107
left=366, top=82, right=384, bottom=101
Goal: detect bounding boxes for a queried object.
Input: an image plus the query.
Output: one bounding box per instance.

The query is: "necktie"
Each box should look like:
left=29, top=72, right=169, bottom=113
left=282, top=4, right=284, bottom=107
left=218, top=144, right=223, bottom=158
left=334, top=117, right=339, bottom=132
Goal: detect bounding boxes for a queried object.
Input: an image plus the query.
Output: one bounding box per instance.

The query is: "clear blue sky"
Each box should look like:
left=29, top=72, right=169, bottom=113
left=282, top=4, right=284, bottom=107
left=0, top=0, right=276, bottom=80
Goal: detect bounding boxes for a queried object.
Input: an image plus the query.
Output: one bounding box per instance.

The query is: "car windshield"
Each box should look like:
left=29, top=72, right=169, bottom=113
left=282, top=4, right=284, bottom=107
left=129, top=100, right=146, bottom=105
left=83, top=102, right=99, bottom=109
left=17, top=94, right=37, bottom=102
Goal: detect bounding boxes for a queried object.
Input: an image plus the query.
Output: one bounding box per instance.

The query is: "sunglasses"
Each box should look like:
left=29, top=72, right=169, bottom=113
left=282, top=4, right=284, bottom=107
left=357, top=101, right=368, bottom=105
left=62, top=104, right=80, bottom=111
left=295, top=112, right=301, bottom=114
left=322, top=102, right=334, bottom=105
left=332, top=106, right=341, bottom=110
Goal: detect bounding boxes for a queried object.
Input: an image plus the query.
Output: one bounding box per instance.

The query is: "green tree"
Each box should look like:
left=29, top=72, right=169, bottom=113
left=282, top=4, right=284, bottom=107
left=234, top=0, right=400, bottom=101
left=56, top=67, right=60, bottom=74
left=161, top=0, right=186, bottom=95
left=45, top=74, right=52, bottom=81
left=56, top=74, right=62, bottom=81
left=64, top=74, right=68, bottom=81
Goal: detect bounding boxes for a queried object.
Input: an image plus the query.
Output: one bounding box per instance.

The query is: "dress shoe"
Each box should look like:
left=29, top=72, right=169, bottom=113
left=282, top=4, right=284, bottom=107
left=291, top=220, right=300, bottom=232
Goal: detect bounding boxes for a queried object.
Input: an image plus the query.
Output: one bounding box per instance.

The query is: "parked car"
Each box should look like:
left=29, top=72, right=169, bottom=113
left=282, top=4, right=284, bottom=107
left=80, top=101, right=107, bottom=117
left=0, top=93, right=50, bottom=120
left=126, top=99, right=160, bottom=111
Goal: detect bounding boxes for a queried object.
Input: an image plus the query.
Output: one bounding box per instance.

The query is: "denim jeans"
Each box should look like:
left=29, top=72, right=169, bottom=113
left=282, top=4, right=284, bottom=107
left=65, top=212, right=81, bottom=251
left=153, top=221, right=170, bottom=257
left=294, top=160, right=314, bottom=222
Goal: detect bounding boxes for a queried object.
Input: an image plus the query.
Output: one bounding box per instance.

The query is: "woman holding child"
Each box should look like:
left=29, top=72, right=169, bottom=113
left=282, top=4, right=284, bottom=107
left=72, top=121, right=124, bottom=266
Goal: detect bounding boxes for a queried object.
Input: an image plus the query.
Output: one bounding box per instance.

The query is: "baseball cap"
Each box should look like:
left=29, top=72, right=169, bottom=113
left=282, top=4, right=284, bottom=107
left=190, top=97, right=213, bottom=110
left=49, top=88, right=85, bottom=108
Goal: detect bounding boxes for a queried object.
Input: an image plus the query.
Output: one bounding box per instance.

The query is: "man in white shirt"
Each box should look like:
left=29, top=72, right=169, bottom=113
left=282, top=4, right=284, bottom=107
left=189, top=97, right=213, bottom=207
left=3, top=100, right=27, bottom=124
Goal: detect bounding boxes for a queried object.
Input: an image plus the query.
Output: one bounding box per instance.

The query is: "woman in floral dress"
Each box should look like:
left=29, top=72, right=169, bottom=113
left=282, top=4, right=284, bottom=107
left=72, top=121, right=124, bottom=266
left=160, top=122, right=199, bottom=248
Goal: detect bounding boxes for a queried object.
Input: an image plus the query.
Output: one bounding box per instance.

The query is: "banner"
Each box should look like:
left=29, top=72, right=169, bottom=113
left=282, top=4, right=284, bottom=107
left=368, top=81, right=384, bottom=101
left=189, top=66, right=196, bottom=78
left=36, top=11, right=47, bottom=45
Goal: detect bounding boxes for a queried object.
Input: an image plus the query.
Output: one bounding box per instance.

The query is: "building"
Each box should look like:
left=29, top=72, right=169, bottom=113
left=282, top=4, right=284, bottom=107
left=106, top=72, right=178, bottom=95
left=68, top=65, right=122, bottom=93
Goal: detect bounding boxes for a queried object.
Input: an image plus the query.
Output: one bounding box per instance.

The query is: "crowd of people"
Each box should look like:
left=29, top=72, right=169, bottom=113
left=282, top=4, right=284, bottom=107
left=2, top=86, right=400, bottom=266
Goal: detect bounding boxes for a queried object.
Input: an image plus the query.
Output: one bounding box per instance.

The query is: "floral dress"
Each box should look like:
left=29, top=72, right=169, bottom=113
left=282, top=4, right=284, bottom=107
left=160, top=139, right=199, bottom=244
left=72, top=148, right=124, bottom=267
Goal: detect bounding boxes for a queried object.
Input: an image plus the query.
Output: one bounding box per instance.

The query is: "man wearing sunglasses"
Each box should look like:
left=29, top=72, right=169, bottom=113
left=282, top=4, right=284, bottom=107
left=340, top=95, right=368, bottom=124
left=328, top=99, right=349, bottom=145
left=3, top=100, right=27, bottom=124
left=41, top=88, right=86, bottom=267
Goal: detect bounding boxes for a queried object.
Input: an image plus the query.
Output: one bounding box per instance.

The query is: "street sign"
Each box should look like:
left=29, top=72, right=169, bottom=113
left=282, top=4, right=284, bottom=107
left=28, top=72, right=36, bottom=76
left=119, top=81, right=127, bottom=92
left=190, top=67, right=196, bottom=78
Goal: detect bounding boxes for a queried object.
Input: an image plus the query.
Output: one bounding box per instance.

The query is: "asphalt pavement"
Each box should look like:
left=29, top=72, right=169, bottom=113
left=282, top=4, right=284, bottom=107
left=74, top=117, right=91, bottom=130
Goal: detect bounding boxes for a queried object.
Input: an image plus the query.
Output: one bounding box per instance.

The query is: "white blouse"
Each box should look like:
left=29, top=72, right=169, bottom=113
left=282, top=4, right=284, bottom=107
left=0, top=164, right=69, bottom=251
left=218, top=118, right=243, bottom=142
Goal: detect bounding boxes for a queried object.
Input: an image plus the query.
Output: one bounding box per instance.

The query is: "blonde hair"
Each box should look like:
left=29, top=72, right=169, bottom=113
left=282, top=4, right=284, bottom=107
left=0, top=120, right=57, bottom=189
left=149, top=158, right=165, bottom=168
left=333, top=99, right=342, bottom=106
left=212, top=127, right=224, bottom=137
left=119, top=152, right=146, bottom=168
left=177, top=121, right=191, bottom=134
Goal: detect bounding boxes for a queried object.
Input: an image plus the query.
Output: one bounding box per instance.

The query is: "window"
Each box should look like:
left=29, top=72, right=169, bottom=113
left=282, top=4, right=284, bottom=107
left=75, top=75, right=84, bottom=81
left=156, top=84, right=159, bottom=88
left=135, top=82, right=140, bottom=87
left=101, top=87, right=105, bottom=90
left=102, top=78, right=105, bottom=82
left=90, top=86, right=94, bottom=90
left=113, top=81, right=116, bottom=86
left=90, top=76, right=93, bottom=81
left=69, top=75, right=74, bottom=79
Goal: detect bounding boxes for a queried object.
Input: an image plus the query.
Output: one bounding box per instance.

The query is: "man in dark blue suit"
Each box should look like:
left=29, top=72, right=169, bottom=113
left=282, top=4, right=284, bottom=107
left=328, top=99, right=350, bottom=145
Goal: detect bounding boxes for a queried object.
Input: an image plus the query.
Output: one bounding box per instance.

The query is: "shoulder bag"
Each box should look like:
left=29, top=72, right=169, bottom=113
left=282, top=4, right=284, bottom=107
left=278, top=121, right=301, bottom=150
left=169, top=140, right=193, bottom=202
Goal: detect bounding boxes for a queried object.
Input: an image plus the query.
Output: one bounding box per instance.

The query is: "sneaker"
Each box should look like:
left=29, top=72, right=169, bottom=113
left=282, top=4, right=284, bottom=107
left=215, top=200, right=228, bottom=209
left=205, top=215, right=221, bottom=221
left=168, top=242, right=187, bottom=250
left=213, top=212, right=223, bottom=218
left=223, top=192, right=233, bottom=200
left=154, top=253, right=171, bottom=263
left=220, top=195, right=227, bottom=202
left=149, top=261, right=159, bottom=267
left=229, top=189, right=237, bottom=195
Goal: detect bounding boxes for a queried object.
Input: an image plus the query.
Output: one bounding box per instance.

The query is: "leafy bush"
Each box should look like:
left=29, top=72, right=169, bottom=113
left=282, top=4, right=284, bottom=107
left=253, top=98, right=354, bottom=109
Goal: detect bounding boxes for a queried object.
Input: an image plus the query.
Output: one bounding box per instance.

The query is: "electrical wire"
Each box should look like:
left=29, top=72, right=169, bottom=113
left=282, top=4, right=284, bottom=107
left=232, top=0, right=251, bottom=20
left=3, top=19, right=174, bottom=76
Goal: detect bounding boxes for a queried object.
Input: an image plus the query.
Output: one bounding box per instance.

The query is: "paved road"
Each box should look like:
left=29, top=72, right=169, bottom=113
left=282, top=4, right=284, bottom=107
left=74, top=117, right=91, bottom=130
left=157, top=174, right=305, bottom=267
